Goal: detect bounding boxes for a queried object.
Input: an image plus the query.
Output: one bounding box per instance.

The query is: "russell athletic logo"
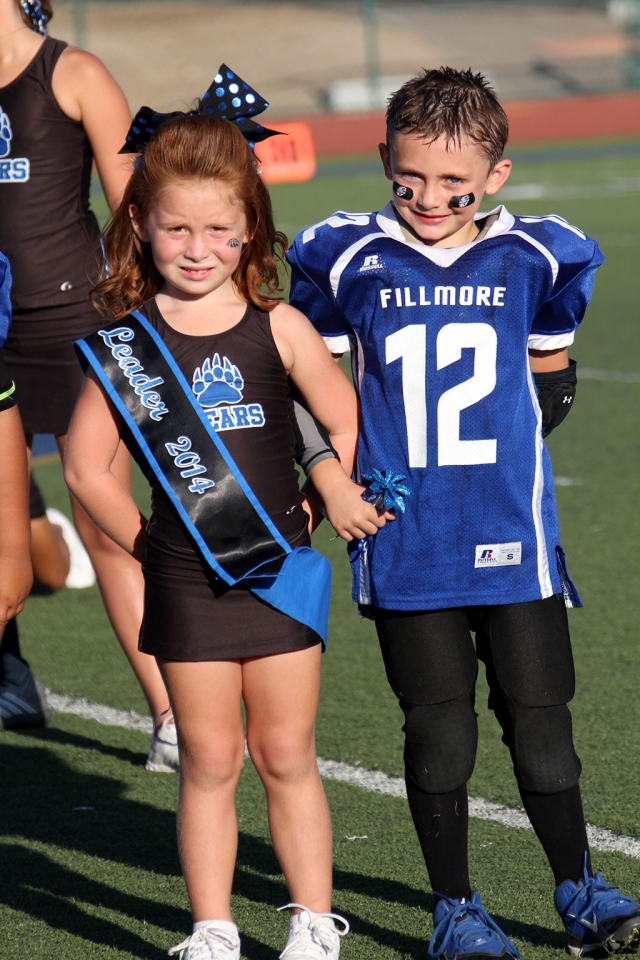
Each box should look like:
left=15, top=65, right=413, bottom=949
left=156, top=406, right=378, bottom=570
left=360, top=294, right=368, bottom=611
left=0, top=107, right=29, bottom=182
left=359, top=253, right=384, bottom=273
left=475, top=542, right=522, bottom=568
left=192, top=354, right=265, bottom=433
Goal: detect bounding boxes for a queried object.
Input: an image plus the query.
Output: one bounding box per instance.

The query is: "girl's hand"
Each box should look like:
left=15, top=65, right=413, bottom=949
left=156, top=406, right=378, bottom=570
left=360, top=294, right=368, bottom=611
left=0, top=553, right=32, bottom=633
left=325, top=480, right=395, bottom=542
left=309, top=459, right=395, bottom=542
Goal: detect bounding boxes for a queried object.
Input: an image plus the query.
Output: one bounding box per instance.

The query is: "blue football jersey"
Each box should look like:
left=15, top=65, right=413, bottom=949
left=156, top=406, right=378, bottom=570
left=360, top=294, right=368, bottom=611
left=288, top=203, right=603, bottom=610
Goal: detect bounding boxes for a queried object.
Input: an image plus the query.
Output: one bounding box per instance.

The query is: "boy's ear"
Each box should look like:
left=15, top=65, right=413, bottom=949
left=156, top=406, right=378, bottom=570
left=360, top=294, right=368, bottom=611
left=484, top=158, right=512, bottom=196
left=129, top=204, right=149, bottom=242
left=379, top=142, right=393, bottom=182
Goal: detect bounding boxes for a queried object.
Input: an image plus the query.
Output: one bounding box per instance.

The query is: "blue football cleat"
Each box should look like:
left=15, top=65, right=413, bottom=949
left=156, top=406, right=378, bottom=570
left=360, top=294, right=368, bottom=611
left=555, top=858, right=640, bottom=956
left=428, top=891, right=521, bottom=959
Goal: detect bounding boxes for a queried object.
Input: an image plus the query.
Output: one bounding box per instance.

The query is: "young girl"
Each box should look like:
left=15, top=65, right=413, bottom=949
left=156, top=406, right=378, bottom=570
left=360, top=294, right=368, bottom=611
left=64, top=110, right=388, bottom=959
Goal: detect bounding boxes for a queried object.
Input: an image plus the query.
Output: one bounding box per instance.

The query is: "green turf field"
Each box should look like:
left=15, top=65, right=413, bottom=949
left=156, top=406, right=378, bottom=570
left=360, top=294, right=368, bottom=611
left=3, top=139, right=640, bottom=959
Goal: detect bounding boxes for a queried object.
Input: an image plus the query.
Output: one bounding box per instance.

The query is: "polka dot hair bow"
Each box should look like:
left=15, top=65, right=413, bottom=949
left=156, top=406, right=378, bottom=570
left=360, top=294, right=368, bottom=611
left=119, top=63, right=282, bottom=154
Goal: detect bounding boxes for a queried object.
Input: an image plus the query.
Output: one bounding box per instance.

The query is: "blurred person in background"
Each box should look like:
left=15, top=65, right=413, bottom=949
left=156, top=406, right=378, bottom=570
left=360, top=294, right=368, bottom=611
left=0, top=468, right=96, bottom=727
left=0, top=251, right=42, bottom=727
left=28, top=471, right=95, bottom=591
left=0, top=0, right=177, bottom=762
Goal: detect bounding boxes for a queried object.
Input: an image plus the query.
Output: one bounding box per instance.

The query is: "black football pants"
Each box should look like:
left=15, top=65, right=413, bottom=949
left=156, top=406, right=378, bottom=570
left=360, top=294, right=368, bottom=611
left=371, top=595, right=590, bottom=896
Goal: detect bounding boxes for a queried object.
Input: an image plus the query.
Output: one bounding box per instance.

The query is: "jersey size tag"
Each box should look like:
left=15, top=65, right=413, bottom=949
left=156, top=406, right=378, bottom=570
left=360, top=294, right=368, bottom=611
left=475, top=542, right=522, bottom=568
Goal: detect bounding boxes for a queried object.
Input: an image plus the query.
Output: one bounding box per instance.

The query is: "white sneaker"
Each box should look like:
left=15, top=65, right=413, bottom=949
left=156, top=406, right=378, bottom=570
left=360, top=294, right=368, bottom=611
left=46, top=508, right=96, bottom=589
left=278, top=903, right=349, bottom=959
left=146, top=715, right=179, bottom=772
left=168, top=923, right=240, bottom=960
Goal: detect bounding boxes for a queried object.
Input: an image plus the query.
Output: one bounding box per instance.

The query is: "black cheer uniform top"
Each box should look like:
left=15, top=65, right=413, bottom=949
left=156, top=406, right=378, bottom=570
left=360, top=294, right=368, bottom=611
left=137, top=299, right=317, bottom=662
left=141, top=298, right=308, bottom=553
left=0, top=38, right=102, bottom=311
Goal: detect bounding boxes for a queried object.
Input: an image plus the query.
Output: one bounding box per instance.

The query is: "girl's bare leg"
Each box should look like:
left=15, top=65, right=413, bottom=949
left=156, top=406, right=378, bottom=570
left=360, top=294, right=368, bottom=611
left=56, top=434, right=170, bottom=723
left=158, top=658, right=245, bottom=920
left=244, top=644, right=333, bottom=913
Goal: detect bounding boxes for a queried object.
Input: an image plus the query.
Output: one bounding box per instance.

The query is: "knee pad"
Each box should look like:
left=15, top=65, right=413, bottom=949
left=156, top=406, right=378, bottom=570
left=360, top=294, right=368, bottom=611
left=509, top=702, right=582, bottom=794
left=403, top=691, right=478, bottom=795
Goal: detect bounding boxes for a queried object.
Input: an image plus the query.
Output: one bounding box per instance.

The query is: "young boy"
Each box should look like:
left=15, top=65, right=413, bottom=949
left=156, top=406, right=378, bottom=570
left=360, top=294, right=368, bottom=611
left=288, top=68, right=640, bottom=959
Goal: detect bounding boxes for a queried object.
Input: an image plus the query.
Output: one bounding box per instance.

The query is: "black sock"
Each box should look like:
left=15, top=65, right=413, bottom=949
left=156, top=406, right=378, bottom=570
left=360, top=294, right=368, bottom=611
left=519, top=783, right=591, bottom=885
left=0, top=618, right=21, bottom=659
left=406, top=780, right=471, bottom=901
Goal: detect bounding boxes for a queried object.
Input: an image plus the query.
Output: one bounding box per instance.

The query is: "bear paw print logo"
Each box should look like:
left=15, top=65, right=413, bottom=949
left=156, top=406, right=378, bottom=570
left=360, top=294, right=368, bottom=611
left=0, top=108, right=12, bottom=159
left=193, top=354, right=244, bottom=407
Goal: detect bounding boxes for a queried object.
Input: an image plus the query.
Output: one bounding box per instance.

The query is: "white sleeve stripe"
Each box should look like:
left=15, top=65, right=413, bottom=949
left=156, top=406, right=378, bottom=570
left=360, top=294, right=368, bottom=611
left=525, top=365, right=554, bottom=599
left=520, top=216, right=586, bottom=240
left=329, top=232, right=387, bottom=297
left=527, top=331, right=575, bottom=350
left=302, top=212, right=372, bottom=244
left=509, top=230, right=559, bottom=286
left=322, top=335, right=351, bottom=354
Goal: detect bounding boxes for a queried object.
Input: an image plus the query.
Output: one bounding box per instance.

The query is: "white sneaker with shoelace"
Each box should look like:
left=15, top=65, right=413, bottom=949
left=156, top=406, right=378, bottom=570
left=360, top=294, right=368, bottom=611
left=146, top=714, right=179, bottom=772
left=168, top=922, right=240, bottom=960
left=46, top=508, right=96, bottom=589
left=278, top=903, right=349, bottom=959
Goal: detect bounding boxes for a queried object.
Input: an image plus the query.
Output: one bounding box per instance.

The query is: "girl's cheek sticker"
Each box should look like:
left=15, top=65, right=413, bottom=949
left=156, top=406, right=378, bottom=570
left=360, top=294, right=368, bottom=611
left=227, top=239, right=240, bottom=248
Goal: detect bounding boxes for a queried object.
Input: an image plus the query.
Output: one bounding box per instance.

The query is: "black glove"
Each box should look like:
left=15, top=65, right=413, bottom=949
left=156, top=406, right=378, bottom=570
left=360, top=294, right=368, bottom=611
left=533, top=359, right=577, bottom=439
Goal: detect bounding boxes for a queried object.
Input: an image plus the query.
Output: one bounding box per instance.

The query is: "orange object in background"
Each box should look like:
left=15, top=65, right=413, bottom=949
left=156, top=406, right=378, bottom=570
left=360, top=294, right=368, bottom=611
left=255, top=122, right=316, bottom=183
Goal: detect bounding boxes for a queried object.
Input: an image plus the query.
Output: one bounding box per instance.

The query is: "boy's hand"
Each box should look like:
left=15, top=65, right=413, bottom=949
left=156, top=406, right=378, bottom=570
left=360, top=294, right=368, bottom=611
left=324, top=479, right=396, bottom=542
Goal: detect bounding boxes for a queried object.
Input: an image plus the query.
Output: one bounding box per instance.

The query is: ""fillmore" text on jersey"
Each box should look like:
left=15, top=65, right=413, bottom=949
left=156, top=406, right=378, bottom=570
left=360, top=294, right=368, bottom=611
left=380, top=285, right=506, bottom=308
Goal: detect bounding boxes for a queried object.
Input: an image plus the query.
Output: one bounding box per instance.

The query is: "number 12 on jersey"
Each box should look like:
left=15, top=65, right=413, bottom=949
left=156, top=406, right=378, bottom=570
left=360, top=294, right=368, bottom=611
left=386, top=322, right=497, bottom=468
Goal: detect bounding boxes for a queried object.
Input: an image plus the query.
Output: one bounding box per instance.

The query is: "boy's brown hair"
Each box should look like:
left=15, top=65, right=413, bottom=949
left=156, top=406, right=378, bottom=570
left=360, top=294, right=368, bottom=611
left=93, top=114, right=287, bottom=319
left=386, top=67, right=509, bottom=169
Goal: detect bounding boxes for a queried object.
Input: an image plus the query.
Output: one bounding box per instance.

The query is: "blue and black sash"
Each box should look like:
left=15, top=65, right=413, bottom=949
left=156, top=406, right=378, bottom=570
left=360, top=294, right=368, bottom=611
left=75, top=312, right=331, bottom=643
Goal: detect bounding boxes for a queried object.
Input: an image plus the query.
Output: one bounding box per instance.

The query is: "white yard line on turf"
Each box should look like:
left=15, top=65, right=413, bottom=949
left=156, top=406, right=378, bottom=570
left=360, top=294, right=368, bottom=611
left=580, top=368, right=640, bottom=383
left=47, top=691, right=640, bottom=860
left=498, top=178, right=640, bottom=201
left=47, top=691, right=154, bottom=733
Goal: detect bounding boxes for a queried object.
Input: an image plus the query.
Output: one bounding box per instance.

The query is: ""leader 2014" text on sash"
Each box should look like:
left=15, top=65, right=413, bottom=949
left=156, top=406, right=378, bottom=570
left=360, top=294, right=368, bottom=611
left=98, top=326, right=168, bottom=421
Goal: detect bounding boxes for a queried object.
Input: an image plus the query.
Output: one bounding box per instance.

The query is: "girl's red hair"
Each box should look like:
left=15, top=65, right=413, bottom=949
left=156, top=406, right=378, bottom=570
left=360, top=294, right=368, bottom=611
left=93, top=115, right=287, bottom=318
